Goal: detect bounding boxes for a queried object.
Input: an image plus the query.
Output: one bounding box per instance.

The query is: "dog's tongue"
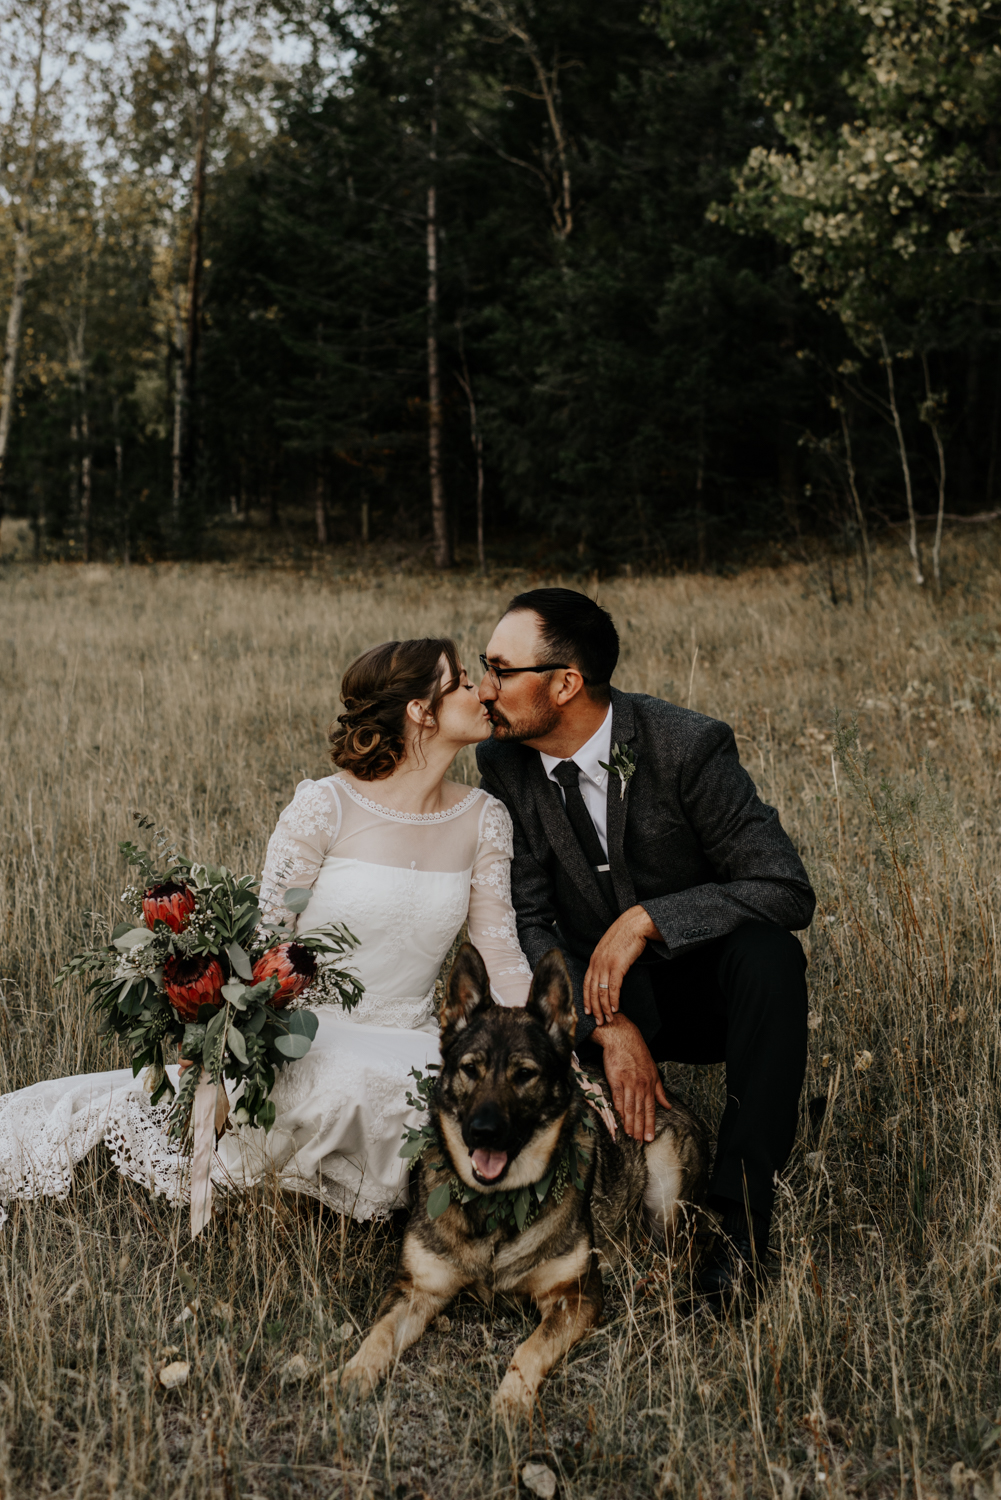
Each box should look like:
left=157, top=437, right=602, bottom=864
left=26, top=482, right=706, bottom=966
left=471, top=1148, right=508, bottom=1181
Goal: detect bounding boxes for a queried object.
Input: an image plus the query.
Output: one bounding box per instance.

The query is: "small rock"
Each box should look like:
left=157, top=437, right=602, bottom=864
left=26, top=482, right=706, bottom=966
left=332, top=1321, right=355, bottom=1343
left=285, top=1354, right=312, bottom=1381
left=521, top=1462, right=557, bottom=1499
left=159, top=1360, right=190, bottom=1390
left=432, top=1314, right=451, bottom=1333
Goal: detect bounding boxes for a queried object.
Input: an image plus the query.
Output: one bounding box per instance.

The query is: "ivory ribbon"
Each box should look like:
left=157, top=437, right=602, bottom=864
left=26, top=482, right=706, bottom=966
left=189, top=1070, right=228, bottom=1239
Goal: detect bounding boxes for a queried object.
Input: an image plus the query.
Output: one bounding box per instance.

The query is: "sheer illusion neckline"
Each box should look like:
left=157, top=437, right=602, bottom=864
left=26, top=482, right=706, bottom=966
left=333, top=775, right=483, bottom=824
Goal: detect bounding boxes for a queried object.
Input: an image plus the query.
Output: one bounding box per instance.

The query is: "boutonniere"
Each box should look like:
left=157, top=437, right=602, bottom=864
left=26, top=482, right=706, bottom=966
left=599, top=742, right=636, bottom=801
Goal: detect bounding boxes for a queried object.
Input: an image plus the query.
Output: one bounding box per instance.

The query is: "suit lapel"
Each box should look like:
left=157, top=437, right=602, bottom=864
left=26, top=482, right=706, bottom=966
left=527, top=750, right=613, bottom=924
left=605, top=688, right=638, bottom=913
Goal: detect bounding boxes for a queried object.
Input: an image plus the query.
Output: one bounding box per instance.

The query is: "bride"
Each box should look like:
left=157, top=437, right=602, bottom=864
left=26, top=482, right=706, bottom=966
left=0, top=637, right=533, bottom=1224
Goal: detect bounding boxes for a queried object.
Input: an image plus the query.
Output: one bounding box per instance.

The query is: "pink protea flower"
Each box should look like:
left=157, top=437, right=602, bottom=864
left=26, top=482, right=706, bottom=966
left=142, top=880, right=196, bottom=934
left=162, top=955, right=225, bottom=1021
left=251, top=943, right=317, bottom=1008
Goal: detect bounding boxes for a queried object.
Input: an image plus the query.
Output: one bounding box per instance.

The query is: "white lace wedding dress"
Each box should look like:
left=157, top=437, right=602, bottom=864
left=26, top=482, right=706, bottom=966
left=0, top=776, right=533, bottom=1223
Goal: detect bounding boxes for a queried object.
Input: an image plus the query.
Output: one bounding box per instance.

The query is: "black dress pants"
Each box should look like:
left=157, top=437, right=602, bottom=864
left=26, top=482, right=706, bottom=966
left=643, top=921, right=808, bottom=1226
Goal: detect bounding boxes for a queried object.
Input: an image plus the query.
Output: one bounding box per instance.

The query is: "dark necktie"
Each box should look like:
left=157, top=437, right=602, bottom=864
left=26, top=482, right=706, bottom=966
left=551, top=758, right=660, bottom=1046
left=551, top=760, right=616, bottom=916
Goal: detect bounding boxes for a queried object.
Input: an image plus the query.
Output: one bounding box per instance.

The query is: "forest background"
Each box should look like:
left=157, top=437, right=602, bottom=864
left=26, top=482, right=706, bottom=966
left=0, top=0, right=999, bottom=578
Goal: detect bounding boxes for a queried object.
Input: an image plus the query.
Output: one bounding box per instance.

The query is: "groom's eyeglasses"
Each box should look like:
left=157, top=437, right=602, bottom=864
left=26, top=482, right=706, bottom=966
left=478, top=654, right=591, bottom=690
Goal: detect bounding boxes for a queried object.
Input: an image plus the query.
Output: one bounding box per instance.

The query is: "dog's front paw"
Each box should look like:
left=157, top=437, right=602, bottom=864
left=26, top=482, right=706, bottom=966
left=492, top=1368, right=535, bottom=1421
left=338, top=1347, right=384, bottom=1403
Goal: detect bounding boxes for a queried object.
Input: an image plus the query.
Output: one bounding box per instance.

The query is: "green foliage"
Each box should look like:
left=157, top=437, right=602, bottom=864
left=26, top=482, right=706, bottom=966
left=4, top=0, right=1000, bottom=564
left=724, top=0, right=1001, bottom=348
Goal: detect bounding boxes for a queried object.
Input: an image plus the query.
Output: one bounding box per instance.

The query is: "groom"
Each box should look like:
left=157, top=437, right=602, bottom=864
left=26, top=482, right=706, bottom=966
left=476, top=588, right=815, bottom=1302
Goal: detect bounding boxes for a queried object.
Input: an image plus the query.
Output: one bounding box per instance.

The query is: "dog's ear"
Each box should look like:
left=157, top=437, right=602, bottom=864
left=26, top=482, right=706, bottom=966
left=440, top=943, right=493, bottom=1042
left=526, top=948, right=576, bottom=1050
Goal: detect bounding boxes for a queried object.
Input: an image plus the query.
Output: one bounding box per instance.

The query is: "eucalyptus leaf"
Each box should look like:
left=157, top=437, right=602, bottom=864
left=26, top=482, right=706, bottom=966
left=274, top=1032, right=311, bottom=1059
left=226, top=1026, right=249, bottom=1065
left=534, top=1166, right=556, bottom=1204
left=426, top=1183, right=452, bottom=1219
left=245, top=979, right=278, bottom=1003
left=282, top=888, right=313, bottom=915
left=285, top=1009, right=319, bottom=1041
left=221, top=981, right=247, bottom=1005
left=245, top=1006, right=268, bottom=1035
left=257, top=1101, right=276, bottom=1134
left=150, top=1073, right=175, bottom=1108
left=113, top=928, right=155, bottom=951
left=226, top=942, right=254, bottom=981
left=205, top=1008, right=227, bottom=1042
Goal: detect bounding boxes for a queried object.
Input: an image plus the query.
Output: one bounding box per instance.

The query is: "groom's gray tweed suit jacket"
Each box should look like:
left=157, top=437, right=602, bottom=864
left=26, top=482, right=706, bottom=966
left=476, top=687, right=816, bottom=1046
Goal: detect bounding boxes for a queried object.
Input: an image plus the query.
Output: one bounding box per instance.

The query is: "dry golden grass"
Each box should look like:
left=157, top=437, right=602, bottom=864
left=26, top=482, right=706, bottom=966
left=2, top=538, right=1001, bottom=1499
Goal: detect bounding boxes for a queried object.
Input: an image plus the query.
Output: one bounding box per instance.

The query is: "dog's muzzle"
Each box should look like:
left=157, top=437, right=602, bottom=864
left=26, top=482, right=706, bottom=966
left=463, top=1103, right=511, bottom=1183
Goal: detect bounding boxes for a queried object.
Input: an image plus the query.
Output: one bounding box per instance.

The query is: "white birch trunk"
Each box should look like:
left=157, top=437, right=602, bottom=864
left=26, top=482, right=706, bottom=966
left=457, top=327, right=485, bottom=571
left=880, top=333, right=923, bottom=586
left=113, top=393, right=128, bottom=566
left=0, top=7, right=47, bottom=556
left=427, top=75, right=449, bottom=570
left=175, top=0, right=224, bottom=518
left=172, top=283, right=185, bottom=522
left=836, top=401, right=873, bottom=607
left=314, top=467, right=328, bottom=546
left=921, top=353, right=947, bottom=594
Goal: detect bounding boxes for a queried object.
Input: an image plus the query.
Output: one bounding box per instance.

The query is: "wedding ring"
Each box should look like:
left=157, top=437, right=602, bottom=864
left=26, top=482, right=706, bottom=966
left=598, top=983, right=609, bottom=989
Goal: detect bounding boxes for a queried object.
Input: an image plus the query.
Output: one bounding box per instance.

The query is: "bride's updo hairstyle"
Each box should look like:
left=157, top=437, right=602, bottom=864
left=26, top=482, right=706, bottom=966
left=329, top=637, right=463, bottom=781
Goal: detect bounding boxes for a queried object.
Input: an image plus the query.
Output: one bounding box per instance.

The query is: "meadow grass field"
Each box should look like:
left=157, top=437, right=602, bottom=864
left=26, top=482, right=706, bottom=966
left=2, top=540, right=1001, bottom=1500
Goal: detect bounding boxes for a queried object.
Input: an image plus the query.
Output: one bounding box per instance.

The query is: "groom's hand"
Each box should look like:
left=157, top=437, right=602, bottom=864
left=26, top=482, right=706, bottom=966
left=584, top=905, right=660, bottom=1025
left=590, top=1014, right=670, bottom=1142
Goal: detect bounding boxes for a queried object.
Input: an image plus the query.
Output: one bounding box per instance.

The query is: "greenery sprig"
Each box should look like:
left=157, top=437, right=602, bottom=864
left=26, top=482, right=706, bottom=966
left=599, top=742, right=637, bottom=801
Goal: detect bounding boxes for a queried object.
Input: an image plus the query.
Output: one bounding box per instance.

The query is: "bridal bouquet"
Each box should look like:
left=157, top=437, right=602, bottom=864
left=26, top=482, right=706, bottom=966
left=56, top=818, right=363, bottom=1147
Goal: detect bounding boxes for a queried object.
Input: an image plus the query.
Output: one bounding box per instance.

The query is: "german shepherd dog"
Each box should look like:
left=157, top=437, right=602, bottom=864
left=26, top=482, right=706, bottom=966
left=342, top=943, right=709, bottom=1417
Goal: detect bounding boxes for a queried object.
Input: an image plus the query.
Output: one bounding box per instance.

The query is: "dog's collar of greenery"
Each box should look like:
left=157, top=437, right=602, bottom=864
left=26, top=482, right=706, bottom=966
left=400, top=1066, right=603, bottom=1233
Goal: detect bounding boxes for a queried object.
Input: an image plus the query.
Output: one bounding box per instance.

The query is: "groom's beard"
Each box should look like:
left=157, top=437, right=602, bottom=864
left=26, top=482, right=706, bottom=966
left=487, top=689, right=561, bottom=743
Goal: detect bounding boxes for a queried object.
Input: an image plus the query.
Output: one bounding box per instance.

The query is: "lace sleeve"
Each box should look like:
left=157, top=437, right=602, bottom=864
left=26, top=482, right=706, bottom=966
left=468, top=796, right=533, bottom=1007
left=260, top=779, right=342, bottom=926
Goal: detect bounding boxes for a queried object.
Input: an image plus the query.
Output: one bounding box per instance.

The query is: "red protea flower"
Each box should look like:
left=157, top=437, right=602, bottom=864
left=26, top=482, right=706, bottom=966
left=142, top=880, right=196, bottom=934
left=252, top=943, right=317, bottom=1008
left=162, top=955, right=225, bottom=1021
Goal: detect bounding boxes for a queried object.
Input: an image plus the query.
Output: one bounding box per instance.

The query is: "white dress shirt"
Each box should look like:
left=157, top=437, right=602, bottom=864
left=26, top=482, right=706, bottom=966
left=539, top=704, right=613, bottom=861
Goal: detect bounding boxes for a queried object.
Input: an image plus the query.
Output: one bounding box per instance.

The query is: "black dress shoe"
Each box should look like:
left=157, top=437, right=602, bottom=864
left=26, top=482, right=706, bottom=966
left=693, top=1232, right=766, bottom=1309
